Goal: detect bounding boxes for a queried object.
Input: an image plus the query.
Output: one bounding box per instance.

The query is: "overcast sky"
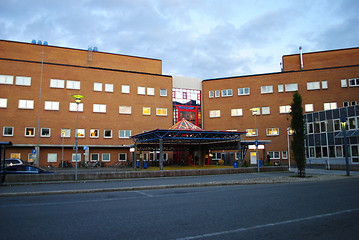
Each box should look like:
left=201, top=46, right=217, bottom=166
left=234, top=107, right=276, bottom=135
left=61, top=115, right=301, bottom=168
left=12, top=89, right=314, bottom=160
left=0, top=0, right=358, bottom=79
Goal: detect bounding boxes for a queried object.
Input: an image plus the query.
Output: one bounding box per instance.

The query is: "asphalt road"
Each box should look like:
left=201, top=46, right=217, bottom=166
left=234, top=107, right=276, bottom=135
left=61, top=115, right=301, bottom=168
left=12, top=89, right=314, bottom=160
left=1, top=177, right=358, bottom=240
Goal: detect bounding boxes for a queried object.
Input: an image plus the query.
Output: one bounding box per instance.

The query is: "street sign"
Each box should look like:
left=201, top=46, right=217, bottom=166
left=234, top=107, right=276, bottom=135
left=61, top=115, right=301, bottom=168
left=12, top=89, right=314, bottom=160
left=83, top=146, right=88, bottom=150
left=254, top=140, right=259, bottom=147
left=32, top=149, right=36, bottom=154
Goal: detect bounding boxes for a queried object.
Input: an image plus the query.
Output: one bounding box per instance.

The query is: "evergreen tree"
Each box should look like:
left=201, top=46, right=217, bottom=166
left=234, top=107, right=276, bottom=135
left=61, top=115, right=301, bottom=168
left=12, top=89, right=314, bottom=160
left=290, top=92, right=306, bottom=177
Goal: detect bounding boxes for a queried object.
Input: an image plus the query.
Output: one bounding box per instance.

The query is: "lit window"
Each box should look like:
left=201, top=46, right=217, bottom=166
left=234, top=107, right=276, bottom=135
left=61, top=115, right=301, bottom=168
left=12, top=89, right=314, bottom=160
left=119, top=130, right=131, bottom=138
left=251, top=108, right=260, bottom=115
left=0, top=98, right=7, bottom=108
left=279, top=105, right=291, bottom=114
left=3, top=127, right=14, bottom=136
left=261, top=85, right=273, bottom=94
left=143, top=107, right=151, bottom=115
left=322, top=81, right=328, bottom=89
left=266, top=128, right=279, bottom=136
left=262, top=107, right=270, bottom=115
left=238, top=87, right=250, bottom=96
left=18, top=99, right=34, bottom=109
left=47, top=153, right=57, bottom=163
left=209, top=110, right=221, bottom=118
left=94, top=82, right=102, bottom=91
left=93, top=104, right=106, bottom=113
left=0, top=75, right=14, bottom=85
left=282, top=151, right=288, bottom=159
left=147, top=87, right=155, bottom=96
left=25, top=127, right=35, bottom=137
left=77, top=129, right=85, bottom=138
left=341, top=79, right=347, bottom=88
left=15, top=76, right=31, bottom=86
left=215, top=90, right=220, bottom=98
left=209, top=91, right=214, bottom=98
left=138, top=87, right=146, bottom=95
left=66, top=80, right=80, bottom=89
left=102, top=153, right=110, bottom=162
left=41, top=128, right=51, bottom=137
left=349, top=78, right=359, bottom=87
left=160, top=89, right=167, bottom=96
left=156, top=108, right=167, bottom=116
left=278, top=85, right=284, bottom=93
left=305, top=104, right=314, bottom=112
left=104, top=129, right=112, bottom=138
left=90, top=129, right=99, bottom=138
left=246, top=129, right=257, bottom=137
left=69, top=102, right=83, bottom=112
left=105, top=84, right=113, bottom=92
left=231, top=109, right=243, bottom=117
left=221, top=89, right=233, bottom=97
left=50, top=79, right=65, bottom=88
left=285, top=83, right=298, bottom=92
left=44, top=101, right=59, bottom=111
left=307, top=81, right=320, bottom=90
left=119, top=106, right=132, bottom=114
left=323, top=102, right=337, bottom=110
left=61, top=129, right=71, bottom=138
left=122, top=85, right=130, bottom=93
left=119, top=153, right=127, bottom=161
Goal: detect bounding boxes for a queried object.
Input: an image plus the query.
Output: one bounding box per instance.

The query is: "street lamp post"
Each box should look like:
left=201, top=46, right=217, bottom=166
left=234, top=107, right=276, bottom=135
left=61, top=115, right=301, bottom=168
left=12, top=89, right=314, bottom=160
left=287, top=127, right=293, bottom=171
left=72, top=95, right=84, bottom=181
left=340, top=113, right=350, bottom=176
left=250, top=108, right=260, bottom=172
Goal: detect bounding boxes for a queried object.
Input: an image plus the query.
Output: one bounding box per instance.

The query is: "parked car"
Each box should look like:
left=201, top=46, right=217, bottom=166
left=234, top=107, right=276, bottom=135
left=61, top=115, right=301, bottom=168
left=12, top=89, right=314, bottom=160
left=5, top=158, right=24, bottom=167
left=5, top=165, right=54, bottom=174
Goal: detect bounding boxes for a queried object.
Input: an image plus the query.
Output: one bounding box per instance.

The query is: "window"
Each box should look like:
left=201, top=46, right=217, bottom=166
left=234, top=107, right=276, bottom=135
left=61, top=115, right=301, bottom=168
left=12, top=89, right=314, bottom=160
left=50, top=79, right=65, bottom=88
left=0, top=75, right=14, bottom=85
left=349, top=78, right=359, bottom=87
left=285, top=83, right=298, bottom=92
left=90, top=129, right=99, bottom=138
left=262, top=107, right=270, bottom=115
left=122, top=85, right=130, bottom=93
left=160, top=89, right=167, bottom=97
left=238, top=87, right=250, bottom=96
left=246, top=129, right=257, bottom=137
left=322, top=81, right=328, bottom=89
left=119, top=106, right=132, bottom=114
left=47, top=153, right=57, bottom=163
left=156, top=108, right=167, bottom=116
left=93, top=104, right=106, bottom=113
left=322, top=146, right=328, bottom=158
left=324, top=102, right=337, bottom=110
left=69, top=102, right=84, bottom=112
left=25, top=127, right=35, bottom=137
left=61, top=128, right=71, bottom=138
left=334, top=119, right=341, bottom=131
left=77, top=129, right=85, bottom=138
left=351, top=145, right=359, bottom=163
left=143, top=107, right=151, bottom=115
left=215, top=90, right=220, bottom=98
left=18, top=100, right=34, bottom=109
left=279, top=105, right=291, bottom=114
left=221, top=89, right=233, bottom=97
left=335, top=145, right=343, bottom=158
left=102, top=153, right=110, bottom=162
left=3, top=127, right=14, bottom=136
left=94, top=82, right=103, bottom=91
left=105, top=84, right=113, bottom=92
left=348, top=117, right=357, bottom=130
left=72, top=153, right=81, bottom=162
left=341, top=79, right=347, bottom=88
left=307, top=81, right=320, bottom=90
left=231, top=109, right=243, bottom=117
left=305, top=104, right=314, bottom=112
left=91, top=153, right=99, bottom=162
left=209, top=91, right=214, bottom=98
left=104, top=129, right=112, bottom=138
left=266, top=128, right=279, bottom=136
left=343, top=101, right=349, bottom=107
left=119, top=153, right=127, bottom=161
left=278, top=85, right=284, bottom=93
left=66, top=80, right=80, bottom=89
left=44, top=101, right=59, bottom=110
left=282, top=151, right=288, bottom=159
left=351, top=101, right=357, bottom=106
left=320, top=121, right=327, bottom=132
left=41, top=128, right=50, bottom=137
left=138, top=87, right=146, bottom=95
left=268, top=151, right=280, bottom=159
left=15, top=76, right=31, bottom=86
left=261, top=85, right=273, bottom=94
left=147, top=87, right=155, bottom=96
left=210, top=110, right=221, bottom=118
left=0, top=98, right=7, bottom=108
left=119, top=130, right=131, bottom=138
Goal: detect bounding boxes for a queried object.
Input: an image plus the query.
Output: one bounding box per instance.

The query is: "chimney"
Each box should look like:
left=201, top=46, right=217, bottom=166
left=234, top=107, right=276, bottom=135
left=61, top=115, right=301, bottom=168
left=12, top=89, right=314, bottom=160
left=299, top=46, right=303, bottom=70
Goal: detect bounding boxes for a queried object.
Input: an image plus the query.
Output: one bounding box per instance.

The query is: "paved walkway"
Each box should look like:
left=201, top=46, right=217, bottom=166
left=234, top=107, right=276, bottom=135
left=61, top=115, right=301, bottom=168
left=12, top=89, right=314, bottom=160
left=0, top=168, right=357, bottom=197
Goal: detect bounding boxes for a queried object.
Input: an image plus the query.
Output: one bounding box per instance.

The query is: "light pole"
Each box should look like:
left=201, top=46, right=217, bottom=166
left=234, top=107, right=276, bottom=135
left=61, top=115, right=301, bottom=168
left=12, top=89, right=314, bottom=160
left=72, top=94, right=84, bottom=181
left=287, top=127, right=293, bottom=171
left=340, top=113, right=350, bottom=176
left=250, top=108, right=260, bottom=172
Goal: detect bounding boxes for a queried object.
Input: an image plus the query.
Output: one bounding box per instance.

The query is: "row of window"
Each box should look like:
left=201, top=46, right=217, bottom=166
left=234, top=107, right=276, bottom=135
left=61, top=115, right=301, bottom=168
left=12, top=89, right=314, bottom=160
left=208, top=78, right=359, bottom=99
left=211, top=151, right=287, bottom=160
left=307, top=116, right=359, bottom=134
left=3, top=127, right=133, bottom=139
left=307, top=145, right=359, bottom=162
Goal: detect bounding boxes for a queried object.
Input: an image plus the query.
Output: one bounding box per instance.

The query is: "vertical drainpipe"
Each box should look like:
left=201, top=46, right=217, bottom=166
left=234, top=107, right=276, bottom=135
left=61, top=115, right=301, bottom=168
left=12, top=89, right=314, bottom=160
left=299, top=46, right=304, bottom=70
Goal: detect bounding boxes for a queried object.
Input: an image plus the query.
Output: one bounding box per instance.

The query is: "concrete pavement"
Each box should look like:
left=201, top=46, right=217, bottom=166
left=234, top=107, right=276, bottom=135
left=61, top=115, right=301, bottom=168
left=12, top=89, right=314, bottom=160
left=0, top=168, right=357, bottom=197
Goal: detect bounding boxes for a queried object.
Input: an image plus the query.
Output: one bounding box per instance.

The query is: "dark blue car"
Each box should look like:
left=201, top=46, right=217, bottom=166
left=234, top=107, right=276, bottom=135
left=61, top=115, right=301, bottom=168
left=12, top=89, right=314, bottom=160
left=5, top=165, right=54, bottom=174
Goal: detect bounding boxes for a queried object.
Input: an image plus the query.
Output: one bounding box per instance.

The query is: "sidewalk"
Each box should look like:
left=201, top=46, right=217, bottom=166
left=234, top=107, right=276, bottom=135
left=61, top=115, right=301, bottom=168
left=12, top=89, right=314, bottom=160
left=0, top=168, right=357, bottom=197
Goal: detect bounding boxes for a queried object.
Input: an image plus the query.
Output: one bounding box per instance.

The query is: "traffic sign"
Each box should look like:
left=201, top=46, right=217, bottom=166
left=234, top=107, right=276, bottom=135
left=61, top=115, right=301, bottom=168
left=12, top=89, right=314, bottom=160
left=83, top=146, right=88, bottom=150
left=254, top=140, right=259, bottom=147
left=32, top=149, right=36, bottom=154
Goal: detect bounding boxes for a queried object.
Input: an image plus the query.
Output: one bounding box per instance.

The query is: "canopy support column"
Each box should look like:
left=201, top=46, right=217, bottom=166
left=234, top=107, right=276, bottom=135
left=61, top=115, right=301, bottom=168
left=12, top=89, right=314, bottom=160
left=159, top=139, right=163, bottom=171
left=237, top=140, right=242, bottom=167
